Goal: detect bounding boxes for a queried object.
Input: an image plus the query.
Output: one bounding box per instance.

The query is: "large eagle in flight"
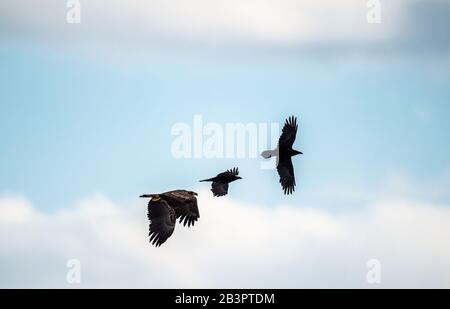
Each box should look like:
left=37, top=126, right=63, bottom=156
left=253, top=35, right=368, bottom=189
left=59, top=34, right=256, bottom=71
left=140, top=190, right=199, bottom=247
left=261, top=116, right=303, bottom=194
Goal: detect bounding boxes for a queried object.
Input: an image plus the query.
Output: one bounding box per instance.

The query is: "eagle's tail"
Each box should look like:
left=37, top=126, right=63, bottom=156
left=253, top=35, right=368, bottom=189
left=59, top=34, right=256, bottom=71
left=140, top=194, right=158, bottom=198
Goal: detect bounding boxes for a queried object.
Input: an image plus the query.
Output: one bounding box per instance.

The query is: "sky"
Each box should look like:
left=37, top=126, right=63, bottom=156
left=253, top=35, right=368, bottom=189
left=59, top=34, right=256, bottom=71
left=1, top=0, right=450, bottom=288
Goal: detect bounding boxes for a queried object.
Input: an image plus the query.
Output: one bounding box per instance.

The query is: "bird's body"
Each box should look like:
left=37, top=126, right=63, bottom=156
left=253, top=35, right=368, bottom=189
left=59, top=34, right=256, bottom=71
left=200, top=167, right=242, bottom=197
left=261, top=116, right=302, bottom=195
left=140, top=190, right=199, bottom=247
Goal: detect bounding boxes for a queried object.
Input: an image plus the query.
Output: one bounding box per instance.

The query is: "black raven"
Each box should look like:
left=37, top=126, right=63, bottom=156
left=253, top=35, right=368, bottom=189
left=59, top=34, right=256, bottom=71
left=261, top=116, right=302, bottom=195
left=200, top=167, right=242, bottom=197
left=139, top=190, right=199, bottom=247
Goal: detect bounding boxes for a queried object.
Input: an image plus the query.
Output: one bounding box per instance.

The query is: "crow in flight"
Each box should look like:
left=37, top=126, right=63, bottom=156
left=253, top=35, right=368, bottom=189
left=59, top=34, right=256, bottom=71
left=261, top=116, right=302, bottom=195
left=139, top=190, right=199, bottom=247
left=200, top=167, right=242, bottom=197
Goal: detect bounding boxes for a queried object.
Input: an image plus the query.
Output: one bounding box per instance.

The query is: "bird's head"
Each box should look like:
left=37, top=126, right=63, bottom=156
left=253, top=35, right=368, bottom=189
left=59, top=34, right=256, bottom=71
left=292, top=149, right=303, bottom=156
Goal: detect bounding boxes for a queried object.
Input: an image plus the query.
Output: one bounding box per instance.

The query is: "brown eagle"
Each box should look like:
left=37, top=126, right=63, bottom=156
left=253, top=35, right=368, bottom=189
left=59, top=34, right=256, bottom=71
left=140, top=190, right=199, bottom=247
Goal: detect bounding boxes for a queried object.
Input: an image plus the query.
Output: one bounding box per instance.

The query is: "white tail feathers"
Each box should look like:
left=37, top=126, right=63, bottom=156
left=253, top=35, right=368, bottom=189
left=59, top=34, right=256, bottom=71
left=261, top=150, right=277, bottom=159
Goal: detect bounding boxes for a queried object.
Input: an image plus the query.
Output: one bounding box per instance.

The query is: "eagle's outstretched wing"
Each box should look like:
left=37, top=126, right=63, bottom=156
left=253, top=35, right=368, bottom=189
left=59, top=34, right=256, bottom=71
left=161, top=190, right=200, bottom=228
left=277, top=155, right=296, bottom=195
left=147, top=197, right=176, bottom=247
left=278, top=116, right=298, bottom=149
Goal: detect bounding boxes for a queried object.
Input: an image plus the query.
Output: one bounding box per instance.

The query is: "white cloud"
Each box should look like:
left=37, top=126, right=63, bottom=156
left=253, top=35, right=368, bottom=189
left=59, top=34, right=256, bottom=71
left=3, top=0, right=449, bottom=65
left=0, top=197, right=35, bottom=223
left=0, top=0, right=402, bottom=48
left=1, top=189, right=450, bottom=288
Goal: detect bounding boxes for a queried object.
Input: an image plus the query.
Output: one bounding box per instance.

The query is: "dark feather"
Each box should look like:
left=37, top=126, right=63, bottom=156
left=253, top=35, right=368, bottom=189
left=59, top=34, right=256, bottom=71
left=147, top=197, right=176, bottom=247
left=278, top=116, right=298, bottom=149
left=160, top=190, right=200, bottom=228
left=277, top=156, right=296, bottom=195
left=211, top=182, right=229, bottom=197
left=276, top=116, right=299, bottom=194
left=200, top=167, right=241, bottom=197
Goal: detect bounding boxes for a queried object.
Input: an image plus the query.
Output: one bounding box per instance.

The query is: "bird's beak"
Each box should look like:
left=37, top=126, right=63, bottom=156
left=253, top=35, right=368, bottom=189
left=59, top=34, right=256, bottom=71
left=238, top=176, right=243, bottom=179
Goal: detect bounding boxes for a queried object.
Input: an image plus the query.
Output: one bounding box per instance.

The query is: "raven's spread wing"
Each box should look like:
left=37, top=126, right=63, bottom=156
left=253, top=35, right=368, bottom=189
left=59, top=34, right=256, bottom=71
left=278, top=116, right=298, bottom=149
left=226, top=167, right=239, bottom=176
left=277, top=155, right=296, bottom=195
left=162, top=190, right=200, bottom=228
left=147, top=197, right=176, bottom=247
left=217, top=167, right=239, bottom=179
left=211, top=182, right=229, bottom=197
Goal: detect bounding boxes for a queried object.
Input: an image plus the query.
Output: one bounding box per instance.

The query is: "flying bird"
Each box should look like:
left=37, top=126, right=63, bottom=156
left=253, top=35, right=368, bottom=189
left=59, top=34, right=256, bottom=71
left=200, top=167, right=242, bottom=197
left=261, top=116, right=302, bottom=194
left=139, top=190, right=199, bottom=247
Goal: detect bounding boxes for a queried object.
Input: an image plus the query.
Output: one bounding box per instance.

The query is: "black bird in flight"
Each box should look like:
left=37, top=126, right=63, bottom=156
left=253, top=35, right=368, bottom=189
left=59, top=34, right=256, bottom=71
left=200, top=167, right=242, bottom=197
left=261, top=116, right=302, bottom=195
left=139, top=190, right=199, bottom=247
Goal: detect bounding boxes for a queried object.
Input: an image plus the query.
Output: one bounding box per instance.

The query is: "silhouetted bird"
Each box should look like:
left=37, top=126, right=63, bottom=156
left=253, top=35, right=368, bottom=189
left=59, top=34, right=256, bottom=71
left=139, top=190, right=199, bottom=247
left=200, top=167, right=242, bottom=197
left=261, top=116, right=302, bottom=194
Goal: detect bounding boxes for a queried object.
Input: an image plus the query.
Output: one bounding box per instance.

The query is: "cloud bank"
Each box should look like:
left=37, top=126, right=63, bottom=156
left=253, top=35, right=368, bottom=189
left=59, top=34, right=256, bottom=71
left=1, top=190, right=450, bottom=288
left=1, top=0, right=449, bottom=59
left=0, top=0, right=394, bottom=44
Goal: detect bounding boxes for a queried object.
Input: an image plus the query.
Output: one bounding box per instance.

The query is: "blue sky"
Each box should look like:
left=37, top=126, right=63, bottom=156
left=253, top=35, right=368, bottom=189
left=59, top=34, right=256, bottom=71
left=1, top=0, right=450, bottom=288
left=1, top=40, right=449, bottom=211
